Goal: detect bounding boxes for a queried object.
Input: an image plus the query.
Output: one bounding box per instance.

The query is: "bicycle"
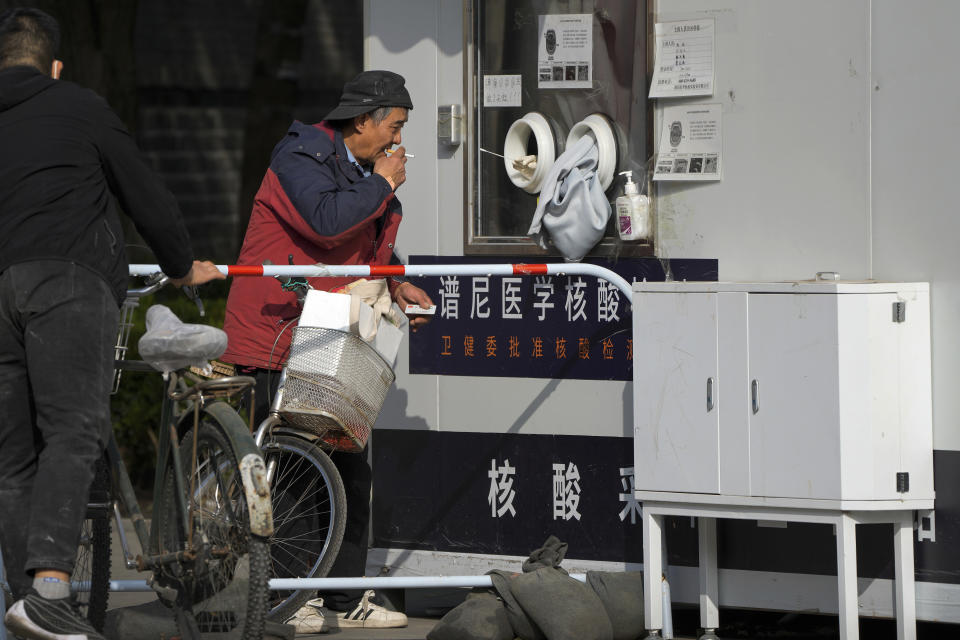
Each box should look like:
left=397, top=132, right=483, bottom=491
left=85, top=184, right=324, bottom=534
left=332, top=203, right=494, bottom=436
left=123, top=258, right=632, bottom=624
left=72, top=275, right=273, bottom=639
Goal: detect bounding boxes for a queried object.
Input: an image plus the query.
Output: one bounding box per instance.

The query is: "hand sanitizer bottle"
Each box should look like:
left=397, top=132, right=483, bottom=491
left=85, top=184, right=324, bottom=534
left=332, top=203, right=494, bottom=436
left=615, top=170, right=651, bottom=241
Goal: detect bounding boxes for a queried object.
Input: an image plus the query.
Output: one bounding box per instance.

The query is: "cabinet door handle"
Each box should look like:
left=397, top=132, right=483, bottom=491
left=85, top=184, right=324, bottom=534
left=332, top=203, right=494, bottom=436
left=706, top=377, right=715, bottom=412
left=751, top=379, right=760, bottom=414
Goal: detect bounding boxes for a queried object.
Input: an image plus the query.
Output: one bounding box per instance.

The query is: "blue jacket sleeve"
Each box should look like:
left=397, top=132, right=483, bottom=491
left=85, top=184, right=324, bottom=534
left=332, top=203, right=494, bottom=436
left=274, top=147, right=393, bottom=238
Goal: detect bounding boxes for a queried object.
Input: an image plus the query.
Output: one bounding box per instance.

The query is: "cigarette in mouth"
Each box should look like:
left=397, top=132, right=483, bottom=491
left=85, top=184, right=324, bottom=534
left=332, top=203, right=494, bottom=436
left=385, top=149, right=414, bottom=158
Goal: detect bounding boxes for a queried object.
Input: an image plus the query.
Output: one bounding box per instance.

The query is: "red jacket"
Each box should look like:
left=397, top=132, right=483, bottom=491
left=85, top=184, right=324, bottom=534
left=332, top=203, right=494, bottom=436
left=222, top=121, right=402, bottom=369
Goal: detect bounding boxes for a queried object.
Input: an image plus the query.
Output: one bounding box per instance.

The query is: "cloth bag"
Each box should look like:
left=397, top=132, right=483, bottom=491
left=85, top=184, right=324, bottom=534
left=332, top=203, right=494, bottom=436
left=527, top=135, right=611, bottom=262
left=339, top=277, right=404, bottom=341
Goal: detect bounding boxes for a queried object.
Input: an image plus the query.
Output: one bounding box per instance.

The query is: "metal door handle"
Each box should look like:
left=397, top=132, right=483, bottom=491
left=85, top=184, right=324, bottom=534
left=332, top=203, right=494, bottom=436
left=706, top=377, right=714, bottom=412
left=751, top=379, right=760, bottom=414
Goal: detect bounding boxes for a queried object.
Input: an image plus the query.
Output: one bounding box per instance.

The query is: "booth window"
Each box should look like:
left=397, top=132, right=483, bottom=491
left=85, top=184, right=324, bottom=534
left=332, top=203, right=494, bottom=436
left=468, top=0, right=651, bottom=256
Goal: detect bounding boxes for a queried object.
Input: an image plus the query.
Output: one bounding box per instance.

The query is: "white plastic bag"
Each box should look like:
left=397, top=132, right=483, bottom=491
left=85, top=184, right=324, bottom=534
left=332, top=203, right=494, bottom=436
left=137, top=304, right=227, bottom=373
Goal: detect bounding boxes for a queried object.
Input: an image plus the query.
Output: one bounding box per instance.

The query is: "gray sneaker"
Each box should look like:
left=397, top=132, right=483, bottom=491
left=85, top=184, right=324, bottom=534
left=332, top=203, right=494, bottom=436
left=4, top=592, right=106, bottom=640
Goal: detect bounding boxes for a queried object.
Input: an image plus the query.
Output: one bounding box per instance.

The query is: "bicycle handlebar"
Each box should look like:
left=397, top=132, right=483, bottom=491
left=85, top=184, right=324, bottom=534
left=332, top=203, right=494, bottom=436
left=125, top=273, right=204, bottom=316
left=126, top=274, right=170, bottom=298
left=129, top=262, right=634, bottom=299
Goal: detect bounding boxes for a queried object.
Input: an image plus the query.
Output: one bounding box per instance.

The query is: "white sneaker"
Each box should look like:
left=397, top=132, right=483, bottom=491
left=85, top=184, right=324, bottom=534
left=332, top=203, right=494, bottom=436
left=328, top=590, right=407, bottom=629
left=285, top=597, right=328, bottom=634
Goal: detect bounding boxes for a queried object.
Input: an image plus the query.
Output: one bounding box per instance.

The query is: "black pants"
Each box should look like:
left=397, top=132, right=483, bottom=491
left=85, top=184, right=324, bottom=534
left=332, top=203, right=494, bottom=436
left=0, top=261, right=118, bottom=598
left=248, top=368, right=371, bottom=611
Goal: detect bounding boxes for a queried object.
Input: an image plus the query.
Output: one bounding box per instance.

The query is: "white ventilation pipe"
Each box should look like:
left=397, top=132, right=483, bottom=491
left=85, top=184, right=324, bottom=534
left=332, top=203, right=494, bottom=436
left=566, top=113, right=618, bottom=191
left=503, top=111, right=559, bottom=194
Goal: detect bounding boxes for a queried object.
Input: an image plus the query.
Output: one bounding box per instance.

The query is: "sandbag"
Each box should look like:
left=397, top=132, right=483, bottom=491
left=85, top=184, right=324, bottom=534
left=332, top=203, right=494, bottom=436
left=510, top=567, right=612, bottom=640
left=426, top=590, right=514, bottom=640
left=489, top=570, right=545, bottom=640
left=586, top=571, right=645, bottom=640
left=522, top=534, right=567, bottom=572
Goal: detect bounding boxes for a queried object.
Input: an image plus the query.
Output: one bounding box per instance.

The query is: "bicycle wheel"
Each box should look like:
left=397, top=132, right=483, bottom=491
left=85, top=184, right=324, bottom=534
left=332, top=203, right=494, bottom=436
left=73, top=452, right=112, bottom=631
left=154, top=417, right=269, bottom=639
left=262, top=434, right=346, bottom=623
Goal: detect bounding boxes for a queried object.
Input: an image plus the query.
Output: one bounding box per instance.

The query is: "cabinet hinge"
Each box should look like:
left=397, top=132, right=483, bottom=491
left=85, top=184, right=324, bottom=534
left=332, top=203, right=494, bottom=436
left=896, top=471, right=910, bottom=493
left=892, top=301, right=906, bottom=323
left=916, top=510, right=936, bottom=542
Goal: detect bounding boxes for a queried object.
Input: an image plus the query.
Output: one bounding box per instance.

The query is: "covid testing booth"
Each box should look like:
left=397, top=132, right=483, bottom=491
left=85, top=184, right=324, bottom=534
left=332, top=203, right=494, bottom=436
left=360, top=2, right=959, bottom=638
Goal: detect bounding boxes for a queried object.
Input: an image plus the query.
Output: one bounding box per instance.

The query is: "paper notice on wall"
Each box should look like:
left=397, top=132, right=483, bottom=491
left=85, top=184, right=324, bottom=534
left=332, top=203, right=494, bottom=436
left=649, top=19, right=715, bottom=98
left=537, top=14, right=592, bottom=89
left=483, top=75, right=522, bottom=107
left=654, top=103, right=722, bottom=181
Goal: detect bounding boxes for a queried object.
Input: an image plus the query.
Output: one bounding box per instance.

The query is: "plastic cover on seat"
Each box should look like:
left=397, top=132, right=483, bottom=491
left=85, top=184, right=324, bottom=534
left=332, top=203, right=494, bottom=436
left=138, top=304, right=227, bottom=373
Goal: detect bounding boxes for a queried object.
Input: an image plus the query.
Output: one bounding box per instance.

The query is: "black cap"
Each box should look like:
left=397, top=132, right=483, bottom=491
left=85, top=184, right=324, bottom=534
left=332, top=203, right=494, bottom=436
left=323, top=70, right=413, bottom=121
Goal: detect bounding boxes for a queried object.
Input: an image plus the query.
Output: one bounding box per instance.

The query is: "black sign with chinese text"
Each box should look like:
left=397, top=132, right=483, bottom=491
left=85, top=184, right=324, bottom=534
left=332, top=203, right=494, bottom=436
left=372, top=429, right=651, bottom=562
left=407, top=256, right=717, bottom=380
left=373, top=430, right=960, bottom=580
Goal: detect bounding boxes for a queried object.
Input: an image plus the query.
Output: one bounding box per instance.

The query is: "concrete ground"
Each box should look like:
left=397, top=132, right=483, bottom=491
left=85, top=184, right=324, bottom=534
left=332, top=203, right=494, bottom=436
left=110, top=518, right=945, bottom=639
left=3, top=519, right=936, bottom=638
left=104, top=519, right=689, bottom=640
left=104, top=519, right=454, bottom=640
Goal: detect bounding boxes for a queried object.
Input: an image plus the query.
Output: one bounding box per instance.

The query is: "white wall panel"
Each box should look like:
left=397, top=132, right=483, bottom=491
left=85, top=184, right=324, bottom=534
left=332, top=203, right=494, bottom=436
left=366, top=0, right=441, bottom=258
left=871, top=0, right=960, bottom=451
left=366, top=0, right=465, bottom=258
left=367, top=0, right=452, bottom=432
left=367, top=0, right=960, bottom=451
left=437, top=376, right=632, bottom=437
left=367, top=1, right=631, bottom=439
left=655, top=0, right=872, bottom=283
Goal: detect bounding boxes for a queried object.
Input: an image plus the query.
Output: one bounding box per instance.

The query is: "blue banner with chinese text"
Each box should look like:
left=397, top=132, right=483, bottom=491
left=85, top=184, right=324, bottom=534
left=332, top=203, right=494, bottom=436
left=407, top=256, right=717, bottom=380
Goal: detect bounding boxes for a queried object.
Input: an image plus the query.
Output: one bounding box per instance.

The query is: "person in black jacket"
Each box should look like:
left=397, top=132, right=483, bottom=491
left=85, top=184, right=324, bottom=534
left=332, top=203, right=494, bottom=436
left=0, top=8, right=222, bottom=640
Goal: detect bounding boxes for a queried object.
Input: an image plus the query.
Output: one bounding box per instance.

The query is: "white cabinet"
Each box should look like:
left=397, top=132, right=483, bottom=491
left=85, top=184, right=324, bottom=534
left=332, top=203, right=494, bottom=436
left=632, top=281, right=934, bottom=506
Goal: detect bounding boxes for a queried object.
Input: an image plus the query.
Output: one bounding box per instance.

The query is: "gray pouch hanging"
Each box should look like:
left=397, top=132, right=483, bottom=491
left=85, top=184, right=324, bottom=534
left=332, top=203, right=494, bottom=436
left=527, top=135, right=612, bottom=262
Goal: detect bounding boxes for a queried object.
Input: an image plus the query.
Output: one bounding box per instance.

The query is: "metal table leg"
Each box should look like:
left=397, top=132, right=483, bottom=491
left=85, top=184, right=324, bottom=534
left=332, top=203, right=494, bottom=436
left=636, top=501, right=922, bottom=640
left=836, top=513, right=859, bottom=640
left=894, top=513, right=917, bottom=640
left=644, top=505, right=665, bottom=636
left=698, top=516, right=720, bottom=639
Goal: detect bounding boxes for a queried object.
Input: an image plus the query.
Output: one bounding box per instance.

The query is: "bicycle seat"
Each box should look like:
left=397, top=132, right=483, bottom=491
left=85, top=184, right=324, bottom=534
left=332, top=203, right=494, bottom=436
left=138, top=304, right=227, bottom=373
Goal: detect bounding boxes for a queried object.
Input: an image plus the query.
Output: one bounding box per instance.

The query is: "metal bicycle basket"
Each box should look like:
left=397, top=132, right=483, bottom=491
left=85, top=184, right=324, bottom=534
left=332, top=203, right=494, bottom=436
left=279, top=326, right=396, bottom=452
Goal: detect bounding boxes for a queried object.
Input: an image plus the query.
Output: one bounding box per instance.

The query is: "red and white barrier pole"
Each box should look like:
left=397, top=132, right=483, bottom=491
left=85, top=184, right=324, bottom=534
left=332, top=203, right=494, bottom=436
left=128, top=263, right=634, bottom=298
